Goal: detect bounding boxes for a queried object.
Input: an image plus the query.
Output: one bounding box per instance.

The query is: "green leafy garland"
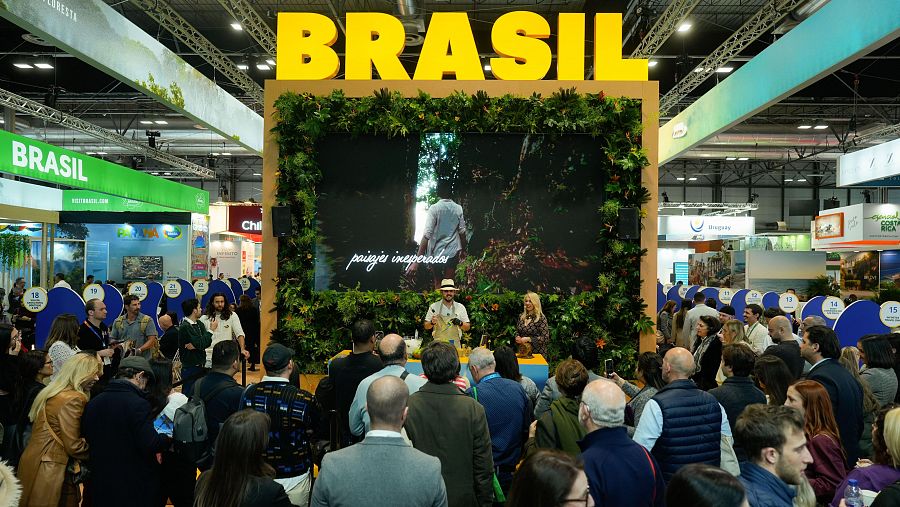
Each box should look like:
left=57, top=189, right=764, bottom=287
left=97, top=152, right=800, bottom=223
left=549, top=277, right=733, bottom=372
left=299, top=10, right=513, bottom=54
left=0, top=232, right=29, bottom=268
left=272, top=88, right=651, bottom=374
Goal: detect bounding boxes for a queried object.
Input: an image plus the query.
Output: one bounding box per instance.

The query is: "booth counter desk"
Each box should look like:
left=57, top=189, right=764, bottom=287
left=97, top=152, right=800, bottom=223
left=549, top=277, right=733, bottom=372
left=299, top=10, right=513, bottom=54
left=330, top=350, right=550, bottom=391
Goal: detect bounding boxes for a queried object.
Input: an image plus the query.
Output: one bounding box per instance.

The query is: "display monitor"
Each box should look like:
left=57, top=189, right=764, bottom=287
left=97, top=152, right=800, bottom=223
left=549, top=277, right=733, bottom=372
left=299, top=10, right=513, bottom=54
left=314, top=133, right=606, bottom=293
left=123, top=255, right=163, bottom=280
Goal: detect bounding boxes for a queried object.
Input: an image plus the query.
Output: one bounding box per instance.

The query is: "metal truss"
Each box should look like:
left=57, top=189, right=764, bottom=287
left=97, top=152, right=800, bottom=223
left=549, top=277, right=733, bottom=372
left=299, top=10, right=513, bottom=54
left=659, top=0, right=807, bottom=115
left=216, top=0, right=276, bottom=56
left=0, top=87, right=216, bottom=179
left=851, top=122, right=900, bottom=145
left=659, top=202, right=759, bottom=216
left=630, top=0, right=701, bottom=58
left=129, top=0, right=264, bottom=104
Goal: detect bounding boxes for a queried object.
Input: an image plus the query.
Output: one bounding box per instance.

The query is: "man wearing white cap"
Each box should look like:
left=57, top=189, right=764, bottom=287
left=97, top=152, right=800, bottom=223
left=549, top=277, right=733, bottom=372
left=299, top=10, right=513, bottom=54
left=423, top=279, right=470, bottom=347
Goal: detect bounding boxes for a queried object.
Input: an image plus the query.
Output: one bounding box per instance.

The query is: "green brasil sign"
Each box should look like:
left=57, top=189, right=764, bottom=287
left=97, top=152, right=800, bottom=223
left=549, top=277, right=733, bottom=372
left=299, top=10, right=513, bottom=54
left=0, top=130, right=209, bottom=214
left=62, top=190, right=179, bottom=212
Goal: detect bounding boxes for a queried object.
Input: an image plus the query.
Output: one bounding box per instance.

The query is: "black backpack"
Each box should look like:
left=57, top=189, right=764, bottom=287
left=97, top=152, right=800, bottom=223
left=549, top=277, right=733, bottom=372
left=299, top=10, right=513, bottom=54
left=172, top=377, right=231, bottom=466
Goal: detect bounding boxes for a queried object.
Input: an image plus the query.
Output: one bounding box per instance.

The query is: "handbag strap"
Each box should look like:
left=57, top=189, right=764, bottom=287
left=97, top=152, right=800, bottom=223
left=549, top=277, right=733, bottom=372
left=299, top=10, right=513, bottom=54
left=640, top=446, right=657, bottom=501
left=42, top=406, right=66, bottom=449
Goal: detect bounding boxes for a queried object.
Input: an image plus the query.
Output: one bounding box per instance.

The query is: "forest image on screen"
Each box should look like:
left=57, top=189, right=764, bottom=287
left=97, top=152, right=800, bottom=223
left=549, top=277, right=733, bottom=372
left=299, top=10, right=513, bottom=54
left=314, top=133, right=605, bottom=293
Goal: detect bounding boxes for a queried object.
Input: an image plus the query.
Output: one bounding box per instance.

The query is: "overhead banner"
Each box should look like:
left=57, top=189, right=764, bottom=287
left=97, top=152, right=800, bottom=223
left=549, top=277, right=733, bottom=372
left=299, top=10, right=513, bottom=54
left=62, top=190, right=178, bottom=212
left=0, top=0, right=263, bottom=153
left=838, top=137, right=900, bottom=187
left=659, top=216, right=755, bottom=241
left=813, top=203, right=900, bottom=249
left=0, top=130, right=209, bottom=214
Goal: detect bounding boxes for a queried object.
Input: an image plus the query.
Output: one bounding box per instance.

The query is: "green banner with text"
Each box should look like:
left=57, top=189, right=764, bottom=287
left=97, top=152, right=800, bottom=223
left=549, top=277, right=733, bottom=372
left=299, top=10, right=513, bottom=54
left=0, top=130, right=209, bottom=214
left=62, top=190, right=179, bottom=212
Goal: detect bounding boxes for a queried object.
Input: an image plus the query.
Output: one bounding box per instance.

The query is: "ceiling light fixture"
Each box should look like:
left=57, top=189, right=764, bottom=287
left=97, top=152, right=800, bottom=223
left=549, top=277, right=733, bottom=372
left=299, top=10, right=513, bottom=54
left=154, top=120, right=168, bottom=125
left=139, top=120, right=153, bottom=125
left=676, top=177, right=686, bottom=181
left=785, top=178, right=794, bottom=182
left=237, top=63, right=249, bottom=70
left=483, top=64, right=491, bottom=71
left=813, top=125, right=828, bottom=129
left=798, top=178, right=807, bottom=182
left=726, top=157, right=737, bottom=161
left=688, top=177, right=698, bottom=181
left=256, top=64, right=270, bottom=70
left=738, top=157, right=749, bottom=161
left=693, top=67, right=706, bottom=73
left=648, top=60, right=658, bottom=67
left=34, top=63, right=54, bottom=69
left=715, top=66, right=733, bottom=73
left=221, top=152, right=232, bottom=156
left=266, top=58, right=275, bottom=66
left=677, top=21, right=692, bottom=32
left=13, top=63, right=33, bottom=69
left=253, top=172, right=262, bottom=176
left=163, top=172, right=172, bottom=176
left=797, top=125, right=812, bottom=129
left=95, top=151, right=107, bottom=155
left=211, top=152, right=220, bottom=156
left=230, top=22, right=243, bottom=31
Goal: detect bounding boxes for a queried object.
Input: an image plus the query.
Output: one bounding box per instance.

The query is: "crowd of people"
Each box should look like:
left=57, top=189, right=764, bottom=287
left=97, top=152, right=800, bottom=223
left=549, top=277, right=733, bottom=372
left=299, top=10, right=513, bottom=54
left=2, top=277, right=900, bottom=507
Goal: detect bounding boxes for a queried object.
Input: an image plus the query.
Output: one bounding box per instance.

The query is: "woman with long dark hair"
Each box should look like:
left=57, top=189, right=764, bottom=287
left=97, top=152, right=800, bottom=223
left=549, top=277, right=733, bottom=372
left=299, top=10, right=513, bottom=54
left=753, top=355, right=793, bottom=406
left=611, top=352, right=665, bottom=434
left=194, top=410, right=293, bottom=507
left=506, top=449, right=593, bottom=507
left=859, top=334, right=899, bottom=407
left=657, top=300, right=676, bottom=345
left=494, top=345, right=539, bottom=406
left=46, top=313, right=80, bottom=381
left=785, top=380, right=849, bottom=503
left=691, top=315, right=723, bottom=391
left=673, top=299, right=692, bottom=349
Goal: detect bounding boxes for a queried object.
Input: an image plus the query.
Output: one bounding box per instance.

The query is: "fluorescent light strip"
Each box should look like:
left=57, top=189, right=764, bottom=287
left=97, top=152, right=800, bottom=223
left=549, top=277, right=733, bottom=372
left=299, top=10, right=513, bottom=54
left=13, top=63, right=32, bottom=69
left=230, top=22, right=242, bottom=31
left=798, top=125, right=812, bottom=129
left=34, top=63, right=54, bottom=69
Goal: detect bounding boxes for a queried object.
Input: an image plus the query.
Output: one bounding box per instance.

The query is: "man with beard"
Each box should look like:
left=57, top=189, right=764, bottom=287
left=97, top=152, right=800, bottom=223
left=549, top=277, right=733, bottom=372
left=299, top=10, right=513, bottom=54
left=199, top=293, right=247, bottom=368
left=735, top=404, right=813, bottom=507
left=422, top=279, right=470, bottom=347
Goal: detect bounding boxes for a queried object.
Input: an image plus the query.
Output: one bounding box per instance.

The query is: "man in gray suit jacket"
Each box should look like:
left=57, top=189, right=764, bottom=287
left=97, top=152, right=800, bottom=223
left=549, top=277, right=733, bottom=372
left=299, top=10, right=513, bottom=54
left=311, top=375, right=448, bottom=507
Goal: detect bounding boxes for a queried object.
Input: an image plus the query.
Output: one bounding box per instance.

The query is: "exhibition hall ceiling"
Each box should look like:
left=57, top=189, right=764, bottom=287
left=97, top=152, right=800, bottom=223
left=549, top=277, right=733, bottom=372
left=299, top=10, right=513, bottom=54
left=0, top=0, right=897, bottom=189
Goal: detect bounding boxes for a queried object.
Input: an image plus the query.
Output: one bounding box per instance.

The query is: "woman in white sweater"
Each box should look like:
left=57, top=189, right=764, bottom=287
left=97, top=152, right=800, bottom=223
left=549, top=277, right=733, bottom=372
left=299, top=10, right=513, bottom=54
left=45, top=314, right=81, bottom=381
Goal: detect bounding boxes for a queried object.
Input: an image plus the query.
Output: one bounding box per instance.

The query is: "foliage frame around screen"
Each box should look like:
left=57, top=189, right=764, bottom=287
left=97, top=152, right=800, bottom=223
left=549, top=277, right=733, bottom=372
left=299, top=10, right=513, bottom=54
left=272, top=88, right=651, bottom=374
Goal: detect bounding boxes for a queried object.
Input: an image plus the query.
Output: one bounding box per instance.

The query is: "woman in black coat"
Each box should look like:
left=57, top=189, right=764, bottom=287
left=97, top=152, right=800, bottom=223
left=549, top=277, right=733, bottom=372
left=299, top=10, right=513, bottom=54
left=692, top=315, right=723, bottom=391
left=194, top=410, right=293, bottom=507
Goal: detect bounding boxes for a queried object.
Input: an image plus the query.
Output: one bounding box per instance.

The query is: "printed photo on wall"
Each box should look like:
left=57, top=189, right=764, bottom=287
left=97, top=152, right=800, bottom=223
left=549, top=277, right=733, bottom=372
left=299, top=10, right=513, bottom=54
left=840, top=251, right=879, bottom=294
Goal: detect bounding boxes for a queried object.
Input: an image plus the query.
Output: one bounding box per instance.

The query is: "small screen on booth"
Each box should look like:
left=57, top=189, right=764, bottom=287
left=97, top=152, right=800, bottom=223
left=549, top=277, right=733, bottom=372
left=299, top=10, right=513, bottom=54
left=123, top=256, right=164, bottom=281
left=314, top=133, right=606, bottom=293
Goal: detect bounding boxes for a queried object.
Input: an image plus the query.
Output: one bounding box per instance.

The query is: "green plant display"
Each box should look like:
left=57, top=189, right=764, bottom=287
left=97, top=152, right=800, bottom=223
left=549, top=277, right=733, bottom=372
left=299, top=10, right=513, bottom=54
left=0, top=232, right=30, bottom=269
left=875, top=282, right=900, bottom=305
left=272, top=89, right=650, bottom=374
left=806, top=275, right=841, bottom=298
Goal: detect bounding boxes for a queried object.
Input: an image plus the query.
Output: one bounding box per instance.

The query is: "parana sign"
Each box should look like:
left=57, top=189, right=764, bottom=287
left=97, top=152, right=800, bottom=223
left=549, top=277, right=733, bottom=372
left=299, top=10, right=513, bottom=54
left=276, top=12, right=647, bottom=81
left=0, top=130, right=209, bottom=214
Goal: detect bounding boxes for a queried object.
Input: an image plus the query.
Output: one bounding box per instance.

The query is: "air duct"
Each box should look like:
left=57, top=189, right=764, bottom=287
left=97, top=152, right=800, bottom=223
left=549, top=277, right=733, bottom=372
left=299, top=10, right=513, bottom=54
left=397, top=0, right=425, bottom=46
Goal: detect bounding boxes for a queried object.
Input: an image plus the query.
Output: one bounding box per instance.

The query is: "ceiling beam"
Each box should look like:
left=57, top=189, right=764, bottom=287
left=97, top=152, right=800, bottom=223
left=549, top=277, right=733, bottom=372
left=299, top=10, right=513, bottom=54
left=630, top=0, right=701, bottom=59
left=129, top=0, right=264, bottom=104
left=0, top=87, right=216, bottom=179
left=659, top=0, right=806, bottom=115
left=216, top=0, right=276, bottom=56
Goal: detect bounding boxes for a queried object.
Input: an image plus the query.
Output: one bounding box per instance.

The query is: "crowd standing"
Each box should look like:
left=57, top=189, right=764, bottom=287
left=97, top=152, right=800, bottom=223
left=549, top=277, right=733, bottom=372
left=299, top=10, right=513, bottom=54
left=1, top=280, right=900, bottom=507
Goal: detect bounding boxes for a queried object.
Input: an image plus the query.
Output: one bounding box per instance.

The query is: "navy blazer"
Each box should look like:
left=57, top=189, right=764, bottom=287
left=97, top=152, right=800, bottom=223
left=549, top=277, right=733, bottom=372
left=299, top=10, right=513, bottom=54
left=806, top=359, right=864, bottom=466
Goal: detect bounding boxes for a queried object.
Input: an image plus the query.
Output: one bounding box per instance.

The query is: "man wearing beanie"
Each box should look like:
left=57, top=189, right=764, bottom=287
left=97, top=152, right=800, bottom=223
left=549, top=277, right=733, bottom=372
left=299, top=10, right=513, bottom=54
left=242, top=344, right=321, bottom=507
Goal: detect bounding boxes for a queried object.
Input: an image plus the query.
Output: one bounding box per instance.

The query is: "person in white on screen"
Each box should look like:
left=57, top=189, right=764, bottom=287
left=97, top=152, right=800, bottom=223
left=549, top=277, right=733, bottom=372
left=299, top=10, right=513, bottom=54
left=406, top=178, right=467, bottom=290
left=199, top=293, right=247, bottom=368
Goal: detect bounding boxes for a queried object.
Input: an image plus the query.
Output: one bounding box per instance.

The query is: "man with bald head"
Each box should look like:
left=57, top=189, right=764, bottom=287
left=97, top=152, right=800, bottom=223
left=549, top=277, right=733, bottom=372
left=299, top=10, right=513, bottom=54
left=312, top=376, right=448, bottom=507
left=349, top=333, right=427, bottom=437
left=763, top=315, right=806, bottom=379
left=579, top=380, right=666, bottom=506
left=633, top=347, right=732, bottom=481
left=157, top=312, right=180, bottom=359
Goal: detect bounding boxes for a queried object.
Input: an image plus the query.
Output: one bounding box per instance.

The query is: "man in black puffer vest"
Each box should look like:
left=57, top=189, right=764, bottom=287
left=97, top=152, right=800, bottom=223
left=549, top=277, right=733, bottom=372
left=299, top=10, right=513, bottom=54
left=633, top=347, right=731, bottom=482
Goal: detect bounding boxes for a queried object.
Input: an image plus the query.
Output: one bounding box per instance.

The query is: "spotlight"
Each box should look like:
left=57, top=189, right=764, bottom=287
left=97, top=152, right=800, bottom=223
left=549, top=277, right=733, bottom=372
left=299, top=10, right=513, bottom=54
left=146, top=130, right=160, bottom=149
left=749, top=193, right=759, bottom=203
left=662, top=192, right=670, bottom=203
left=677, top=21, right=692, bottom=32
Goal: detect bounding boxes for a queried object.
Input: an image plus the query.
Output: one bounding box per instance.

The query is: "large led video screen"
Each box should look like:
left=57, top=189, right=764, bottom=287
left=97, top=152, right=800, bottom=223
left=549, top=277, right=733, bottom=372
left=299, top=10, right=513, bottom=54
left=314, top=133, right=606, bottom=293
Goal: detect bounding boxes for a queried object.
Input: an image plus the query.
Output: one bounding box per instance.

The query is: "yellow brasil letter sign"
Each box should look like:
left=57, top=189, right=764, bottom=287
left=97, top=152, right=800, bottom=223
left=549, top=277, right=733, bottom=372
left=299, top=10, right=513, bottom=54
left=276, top=11, right=647, bottom=81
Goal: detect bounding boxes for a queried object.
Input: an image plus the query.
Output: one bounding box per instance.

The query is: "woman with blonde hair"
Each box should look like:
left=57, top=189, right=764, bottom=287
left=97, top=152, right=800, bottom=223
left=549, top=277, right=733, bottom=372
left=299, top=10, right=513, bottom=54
left=45, top=314, right=80, bottom=381
left=515, top=291, right=550, bottom=358
left=17, top=351, right=102, bottom=507
left=722, top=319, right=751, bottom=347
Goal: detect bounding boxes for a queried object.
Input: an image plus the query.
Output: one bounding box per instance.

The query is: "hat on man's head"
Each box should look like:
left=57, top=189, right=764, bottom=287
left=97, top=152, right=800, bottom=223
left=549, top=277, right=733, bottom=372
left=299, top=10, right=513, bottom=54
left=719, top=305, right=736, bottom=316
left=263, top=343, right=294, bottom=371
left=440, top=279, right=457, bottom=291
left=119, top=356, right=155, bottom=380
